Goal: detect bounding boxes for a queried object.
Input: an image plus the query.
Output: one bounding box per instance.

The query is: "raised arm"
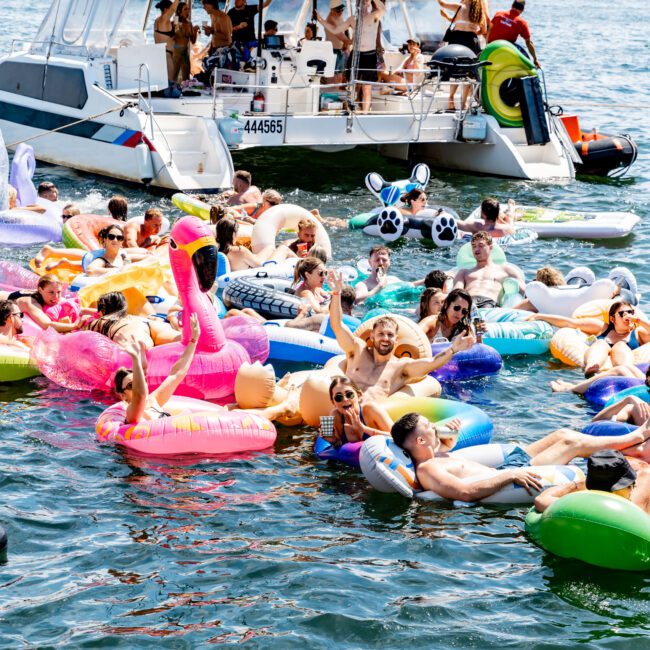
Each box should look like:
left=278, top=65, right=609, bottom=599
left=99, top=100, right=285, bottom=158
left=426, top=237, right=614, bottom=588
left=402, top=331, right=475, bottom=380
left=316, top=13, right=355, bottom=34
left=150, top=314, right=200, bottom=407
left=328, top=269, right=359, bottom=355
left=438, top=0, right=461, bottom=11
left=371, top=0, right=386, bottom=21
left=527, top=313, right=604, bottom=335
left=122, top=341, right=148, bottom=424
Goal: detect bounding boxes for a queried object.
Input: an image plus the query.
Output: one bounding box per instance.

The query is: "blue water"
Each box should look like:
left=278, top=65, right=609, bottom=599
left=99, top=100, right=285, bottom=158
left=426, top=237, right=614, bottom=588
left=1, top=0, right=650, bottom=646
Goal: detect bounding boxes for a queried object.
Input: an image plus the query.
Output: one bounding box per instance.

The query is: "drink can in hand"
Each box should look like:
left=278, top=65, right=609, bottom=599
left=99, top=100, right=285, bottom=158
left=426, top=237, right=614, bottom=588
left=320, top=415, right=335, bottom=439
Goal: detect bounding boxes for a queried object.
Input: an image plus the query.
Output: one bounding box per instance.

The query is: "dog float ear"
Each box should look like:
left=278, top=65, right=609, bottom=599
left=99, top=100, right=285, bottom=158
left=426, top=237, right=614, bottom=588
left=365, top=172, right=388, bottom=198
left=410, top=163, right=430, bottom=188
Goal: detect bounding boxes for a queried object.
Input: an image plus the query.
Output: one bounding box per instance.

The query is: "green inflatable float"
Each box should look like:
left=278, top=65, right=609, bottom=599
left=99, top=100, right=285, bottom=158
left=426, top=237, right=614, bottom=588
left=479, top=40, right=536, bottom=128
left=525, top=491, right=650, bottom=571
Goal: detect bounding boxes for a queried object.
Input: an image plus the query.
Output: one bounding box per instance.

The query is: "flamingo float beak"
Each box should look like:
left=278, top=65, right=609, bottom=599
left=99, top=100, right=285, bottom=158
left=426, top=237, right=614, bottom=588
left=192, top=243, right=218, bottom=292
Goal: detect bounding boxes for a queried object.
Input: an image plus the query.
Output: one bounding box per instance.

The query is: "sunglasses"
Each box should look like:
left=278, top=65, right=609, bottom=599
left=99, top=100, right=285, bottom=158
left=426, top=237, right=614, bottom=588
left=333, top=390, right=356, bottom=402
left=121, top=381, right=133, bottom=392
left=106, top=233, right=124, bottom=241
left=617, top=309, right=634, bottom=317
left=452, top=305, right=469, bottom=316
left=12, top=311, right=24, bottom=318
left=315, top=270, right=326, bottom=277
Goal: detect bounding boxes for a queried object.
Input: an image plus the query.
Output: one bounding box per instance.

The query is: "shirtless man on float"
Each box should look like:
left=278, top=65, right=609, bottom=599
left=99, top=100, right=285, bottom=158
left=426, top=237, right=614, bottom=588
left=391, top=412, right=650, bottom=503
left=453, top=231, right=525, bottom=309
left=354, top=245, right=402, bottom=303
left=124, top=208, right=168, bottom=249
left=0, top=300, right=30, bottom=350
left=329, top=270, right=475, bottom=405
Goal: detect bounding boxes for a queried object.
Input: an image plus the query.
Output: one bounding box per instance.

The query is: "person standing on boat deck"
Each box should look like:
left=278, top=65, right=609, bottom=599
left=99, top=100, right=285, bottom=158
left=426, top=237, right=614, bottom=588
left=171, top=2, right=200, bottom=82
left=317, top=0, right=386, bottom=114
left=438, top=0, right=488, bottom=109
left=487, top=0, right=540, bottom=68
left=153, top=0, right=180, bottom=82
left=228, top=0, right=273, bottom=44
left=321, top=1, right=353, bottom=84
left=203, top=0, right=233, bottom=51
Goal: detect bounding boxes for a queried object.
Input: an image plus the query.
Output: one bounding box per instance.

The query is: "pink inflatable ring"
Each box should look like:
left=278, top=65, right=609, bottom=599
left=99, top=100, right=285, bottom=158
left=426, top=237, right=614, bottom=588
left=96, top=395, right=276, bottom=455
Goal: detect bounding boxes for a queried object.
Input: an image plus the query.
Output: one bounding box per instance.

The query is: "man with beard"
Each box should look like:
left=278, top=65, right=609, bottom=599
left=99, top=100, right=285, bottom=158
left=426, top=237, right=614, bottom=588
left=328, top=270, right=474, bottom=402
left=453, top=231, right=525, bottom=309
left=0, top=300, right=30, bottom=349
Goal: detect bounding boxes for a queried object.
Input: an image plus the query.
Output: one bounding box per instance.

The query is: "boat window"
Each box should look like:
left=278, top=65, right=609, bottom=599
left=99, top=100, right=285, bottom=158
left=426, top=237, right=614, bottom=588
left=381, top=0, right=444, bottom=52
left=263, top=0, right=306, bottom=36
left=31, top=0, right=147, bottom=57
left=0, top=62, right=88, bottom=109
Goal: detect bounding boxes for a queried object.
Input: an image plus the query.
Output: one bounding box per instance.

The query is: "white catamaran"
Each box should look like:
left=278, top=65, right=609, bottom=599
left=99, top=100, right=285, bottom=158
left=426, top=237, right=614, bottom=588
left=0, top=0, right=579, bottom=191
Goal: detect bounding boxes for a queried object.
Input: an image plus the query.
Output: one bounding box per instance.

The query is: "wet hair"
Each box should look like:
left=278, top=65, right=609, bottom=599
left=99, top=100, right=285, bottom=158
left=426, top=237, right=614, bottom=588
left=391, top=412, right=422, bottom=450
left=98, top=291, right=128, bottom=317
left=233, top=170, right=252, bottom=184
left=424, top=269, right=447, bottom=290
left=307, top=244, right=328, bottom=263
left=535, top=266, right=565, bottom=287
left=512, top=0, right=525, bottom=11
left=37, top=181, right=57, bottom=198
left=98, top=224, right=125, bottom=244
left=293, top=256, right=324, bottom=285
left=144, top=208, right=163, bottom=221
left=609, top=300, right=633, bottom=323
left=262, top=189, right=282, bottom=206
left=114, top=367, right=132, bottom=395
left=328, top=375, right=362, bottom=400
left=419, top=287, right=444, bottom=320
left=216, top=217, right=237, bottom=255
left=0, top=300, right=18, bottom=327
left=297, top=218, right=316, bottom=232
left=439, top=288, right=473, bottom=338
left=209, top=204, right=227, bottom=225
left=372, top=315, right=399, bottom=333
left=107, top=196, right=128, bottom=220
left=471, top=230, right=492, bottom=246
left=37, top=274, right=60, bottom=292
left=155, top=0, right=173, bottom=11
left=340, top=285, right=356, bottom=313
left=62, top=203, right=80, bottom=217
left=305, top=22, right=318, bottom=39
left=481, top=197, right=500, bottom=222
left=369, top=244, right=391, bottom=259
left=401, top=188, right=426, bottom=206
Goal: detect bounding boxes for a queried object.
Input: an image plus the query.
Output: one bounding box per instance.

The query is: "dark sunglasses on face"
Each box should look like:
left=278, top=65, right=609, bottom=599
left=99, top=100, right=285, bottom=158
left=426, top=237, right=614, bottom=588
left=12, top=311, right=24, bottom=318
left=452, top=305, right=469, bottom=316
left=317, top=270, right=327, bottom=277
left=618, top=309, right=634, bottom=317
left=333, top=390, right=356, bottom=402
left=106, top=233, right=124, bottom=241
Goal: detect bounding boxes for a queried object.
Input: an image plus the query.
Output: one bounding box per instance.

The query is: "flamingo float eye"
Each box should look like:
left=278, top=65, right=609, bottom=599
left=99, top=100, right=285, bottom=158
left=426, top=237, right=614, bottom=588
left=169, top=238, right=178, bottom=249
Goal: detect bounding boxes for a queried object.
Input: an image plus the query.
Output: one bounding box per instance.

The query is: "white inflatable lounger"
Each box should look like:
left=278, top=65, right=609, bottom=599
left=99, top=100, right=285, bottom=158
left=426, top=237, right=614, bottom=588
left=466, top=206, right=639, bottom=239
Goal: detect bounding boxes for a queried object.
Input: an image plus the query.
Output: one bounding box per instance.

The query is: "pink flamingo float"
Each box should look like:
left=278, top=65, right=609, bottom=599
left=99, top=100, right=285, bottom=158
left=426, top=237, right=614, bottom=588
left=31, top=217, right=267, bottom=401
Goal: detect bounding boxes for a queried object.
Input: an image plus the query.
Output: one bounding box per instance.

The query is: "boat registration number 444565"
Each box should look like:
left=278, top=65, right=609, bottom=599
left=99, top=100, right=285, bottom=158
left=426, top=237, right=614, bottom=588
left=242, top=119, right=283, bottom=134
